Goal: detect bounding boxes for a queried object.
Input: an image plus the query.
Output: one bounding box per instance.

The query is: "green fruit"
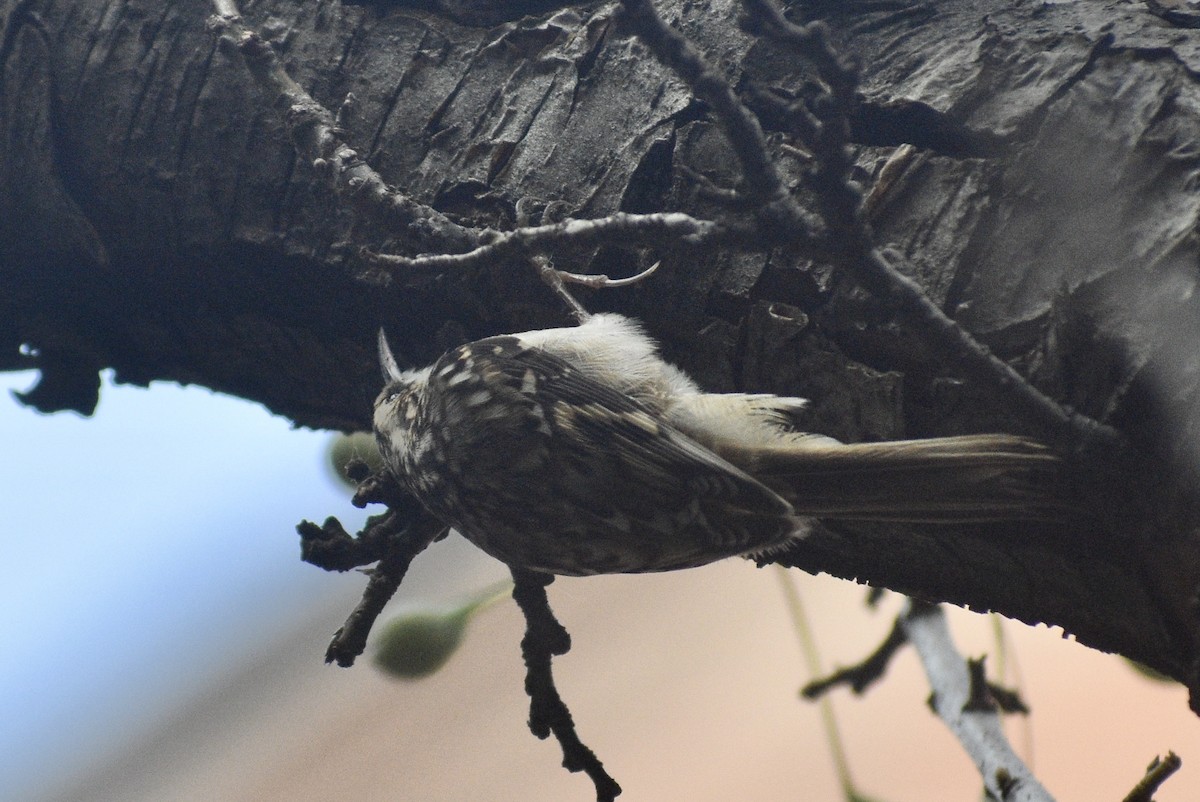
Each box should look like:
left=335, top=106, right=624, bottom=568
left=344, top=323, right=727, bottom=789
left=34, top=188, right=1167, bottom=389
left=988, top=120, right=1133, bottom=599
left=372, top=581, right=513, bottom=680
left=373, top=607, right=470, bottom=679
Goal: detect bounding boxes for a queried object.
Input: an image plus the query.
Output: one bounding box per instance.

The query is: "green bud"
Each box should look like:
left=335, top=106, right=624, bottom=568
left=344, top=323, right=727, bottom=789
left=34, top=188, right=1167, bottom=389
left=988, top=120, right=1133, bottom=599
left=373, top=580, right=512, bottom=680
left=373, top=607, right=470, bottom=679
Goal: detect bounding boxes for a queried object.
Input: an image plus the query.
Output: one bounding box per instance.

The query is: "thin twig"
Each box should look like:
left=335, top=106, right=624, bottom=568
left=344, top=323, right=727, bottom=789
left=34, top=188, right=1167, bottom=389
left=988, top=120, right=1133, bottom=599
left=536, top=257, right=590, bottom=322
left=1122, top=752, right=1182, bottom=802
left=324, top=511, right=448, bottom=667
left=510, top=568, right=622, bottom=801
left=675, top=163, right=753, bottom=206
left=734, top=0, right=1122, bottom=456
left=802, top=616, right=909, bottom=699
left=364, top=211, right=738, bottom=270
left=557, top=259, right=662, bottom=289
left=207, top=0, right=475, bottom=254
left=738, top=0, right=855, bottom=89
left=900, top=600, right=1054, bottom=802
left=619, top=0, right=788, bottom=207
left=774, top=568, right=861, bottom=798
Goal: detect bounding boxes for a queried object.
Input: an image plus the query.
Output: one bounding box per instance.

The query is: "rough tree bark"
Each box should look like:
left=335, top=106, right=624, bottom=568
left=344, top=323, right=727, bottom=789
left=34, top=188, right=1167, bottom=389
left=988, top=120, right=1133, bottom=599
left=4, top=0, right=1200, bottom=712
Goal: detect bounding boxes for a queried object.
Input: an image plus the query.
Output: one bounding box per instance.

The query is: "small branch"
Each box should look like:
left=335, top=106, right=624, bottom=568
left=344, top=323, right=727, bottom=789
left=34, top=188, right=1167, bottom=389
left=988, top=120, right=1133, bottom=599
left=738, top=0, right=856, bottom=94
left=1122, top=752, right=1183, bottom=802
left=557, top=259, right=662, bottom=289
left=298, top=469, right=431, bottom=571
left=365, top=211, right=738, bottom=271
left=736, top=0, right=1123, bottom=456
left=323, top=510, right=448, bottom=667
left=901, top=601, right=1054, bottom=802
left=617, top=0, right=827, bottom=254
left=675, top=163, right=754, bottom=207
left=297, top=512, right=398, bottom=572
left=510, top=568, right=621, bottom=802
left=802, top=617, right=908, bottom=699
left=207, top=1, right=476, bottom=255
left=857, top=245, right=1122, bottom=454
left=536, top=257, right=591, bottom=321
left=301, top=469, right=449, bottom=666
left=619, top=0, right=788, bottom=208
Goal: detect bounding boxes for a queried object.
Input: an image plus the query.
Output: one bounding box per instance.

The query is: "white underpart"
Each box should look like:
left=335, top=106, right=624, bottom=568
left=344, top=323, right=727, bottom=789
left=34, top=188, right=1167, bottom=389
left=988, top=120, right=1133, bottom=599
left=668, top=394, right=809, bottom=448
left=515, top=313, right=825, bottom=450
left=514, top=314, right=672, bottom=396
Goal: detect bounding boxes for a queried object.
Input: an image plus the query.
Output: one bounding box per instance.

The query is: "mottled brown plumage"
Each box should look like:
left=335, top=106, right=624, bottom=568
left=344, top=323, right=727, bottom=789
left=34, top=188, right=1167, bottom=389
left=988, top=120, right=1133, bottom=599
left=373, top=315, right=1059, bottom=575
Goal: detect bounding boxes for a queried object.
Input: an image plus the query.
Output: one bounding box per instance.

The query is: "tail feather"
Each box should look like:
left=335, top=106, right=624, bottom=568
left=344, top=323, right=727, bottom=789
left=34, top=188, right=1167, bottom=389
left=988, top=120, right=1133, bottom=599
left=724, top=434, right=1062, bottom=523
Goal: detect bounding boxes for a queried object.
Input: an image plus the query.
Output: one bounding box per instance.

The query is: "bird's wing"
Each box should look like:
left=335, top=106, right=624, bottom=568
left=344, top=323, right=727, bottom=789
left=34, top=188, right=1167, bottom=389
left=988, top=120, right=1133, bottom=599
left=452, top=334, right=794, bottom=516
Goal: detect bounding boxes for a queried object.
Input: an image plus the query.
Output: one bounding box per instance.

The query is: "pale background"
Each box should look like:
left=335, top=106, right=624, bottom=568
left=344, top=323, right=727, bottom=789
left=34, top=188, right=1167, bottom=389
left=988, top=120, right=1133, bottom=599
left=2, top=372, right=1195, bottom=802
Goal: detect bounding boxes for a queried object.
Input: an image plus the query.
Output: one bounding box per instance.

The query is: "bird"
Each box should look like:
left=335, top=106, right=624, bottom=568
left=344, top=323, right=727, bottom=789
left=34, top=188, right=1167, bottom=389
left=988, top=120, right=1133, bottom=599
left=372, top=313, right=1059, bottom=576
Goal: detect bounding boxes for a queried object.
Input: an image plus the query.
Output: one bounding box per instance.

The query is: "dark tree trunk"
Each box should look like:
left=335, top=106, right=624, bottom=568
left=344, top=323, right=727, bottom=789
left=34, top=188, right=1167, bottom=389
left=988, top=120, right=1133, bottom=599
left=4, top=0, right=1200, bottom=702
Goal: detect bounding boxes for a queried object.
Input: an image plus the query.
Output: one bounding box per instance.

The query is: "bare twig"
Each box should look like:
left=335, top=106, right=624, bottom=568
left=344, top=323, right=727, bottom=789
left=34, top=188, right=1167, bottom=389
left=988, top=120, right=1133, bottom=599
left=535, top=257, right=591, bottom=322
left=675, top=163, right=754, bottom=207
left=535, top=258, right=662, bottom=322
left=365, top=212, right=739, bottom=270
left=510, top=568, right=622, bottom=802
left=616, top=0, right=823, bottom=248
left=557, top=259, right=662, bottom=289
left=738, top=0, right=855, bottom=90
left=900, top=601, right=1054, bottom=802
left=734, top=0, right=1123, bottom=455
left=619, top=0, right=788, bottom=207
left=774, top=568, right=863, bottom=797
left=323, top=510, right=448, bottom=667
left=1122, top=752, right=1182, bottom=802
left=207, top=1, right=475, bottom=254
left=802, top=616, right=908, bottom=699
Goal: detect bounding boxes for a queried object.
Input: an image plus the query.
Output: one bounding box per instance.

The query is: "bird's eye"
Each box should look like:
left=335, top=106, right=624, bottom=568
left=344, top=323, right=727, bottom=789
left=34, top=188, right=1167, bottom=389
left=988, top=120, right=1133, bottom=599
left=377, top=387, right=404, bottom=407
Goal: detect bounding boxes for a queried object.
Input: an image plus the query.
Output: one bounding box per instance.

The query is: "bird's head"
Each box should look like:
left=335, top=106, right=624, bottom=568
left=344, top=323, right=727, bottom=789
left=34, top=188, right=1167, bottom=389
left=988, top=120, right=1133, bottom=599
left=373, top=329, right=431, bottom=460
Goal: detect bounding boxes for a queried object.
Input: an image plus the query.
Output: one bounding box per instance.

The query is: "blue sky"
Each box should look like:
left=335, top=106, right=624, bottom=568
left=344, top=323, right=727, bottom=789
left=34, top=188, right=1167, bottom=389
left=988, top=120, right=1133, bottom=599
left=0, top=371, right=371, bottom=801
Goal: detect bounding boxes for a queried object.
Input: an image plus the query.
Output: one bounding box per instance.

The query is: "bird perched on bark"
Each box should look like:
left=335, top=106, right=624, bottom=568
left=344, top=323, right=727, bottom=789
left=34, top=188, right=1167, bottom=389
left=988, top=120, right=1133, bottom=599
left=373, top=314, right=1058, bottom=576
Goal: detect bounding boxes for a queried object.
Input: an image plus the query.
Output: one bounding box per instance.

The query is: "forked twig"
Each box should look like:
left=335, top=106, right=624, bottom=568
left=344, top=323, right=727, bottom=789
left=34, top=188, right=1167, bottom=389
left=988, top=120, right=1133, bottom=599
left=511, top=568, right=622, bottom=801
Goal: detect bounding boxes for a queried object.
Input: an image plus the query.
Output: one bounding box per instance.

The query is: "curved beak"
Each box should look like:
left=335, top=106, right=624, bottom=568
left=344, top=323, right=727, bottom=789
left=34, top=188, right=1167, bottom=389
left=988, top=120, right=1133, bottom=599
left=378, top=329, right=404, bottom=382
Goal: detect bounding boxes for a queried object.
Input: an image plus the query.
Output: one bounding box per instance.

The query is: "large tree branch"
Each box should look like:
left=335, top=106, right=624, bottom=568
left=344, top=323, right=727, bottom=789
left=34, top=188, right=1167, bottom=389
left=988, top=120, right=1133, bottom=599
left=4, top=0, right=1200, bottom=702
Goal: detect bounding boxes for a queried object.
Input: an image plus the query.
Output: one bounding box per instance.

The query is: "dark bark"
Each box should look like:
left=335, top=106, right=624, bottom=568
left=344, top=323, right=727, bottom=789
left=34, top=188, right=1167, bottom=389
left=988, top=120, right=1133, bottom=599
left=3, top=0, right=1200, bottom=701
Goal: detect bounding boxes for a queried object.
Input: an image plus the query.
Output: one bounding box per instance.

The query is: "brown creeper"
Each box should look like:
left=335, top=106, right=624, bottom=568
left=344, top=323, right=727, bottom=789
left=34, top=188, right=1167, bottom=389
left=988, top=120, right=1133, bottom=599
left=373, top=314, right=1058, bottom=575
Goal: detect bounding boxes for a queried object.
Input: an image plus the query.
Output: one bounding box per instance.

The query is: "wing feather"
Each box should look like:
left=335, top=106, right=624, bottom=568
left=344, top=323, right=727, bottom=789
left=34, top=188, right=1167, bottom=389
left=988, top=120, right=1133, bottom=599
left=426, top=335, right=800, bottom=572
left=468, top=335, right=792, bottom=514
